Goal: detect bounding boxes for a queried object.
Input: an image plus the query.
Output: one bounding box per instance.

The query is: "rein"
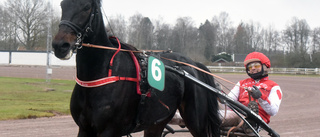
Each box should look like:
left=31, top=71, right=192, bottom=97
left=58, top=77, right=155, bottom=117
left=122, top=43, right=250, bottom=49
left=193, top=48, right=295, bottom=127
left=80, top=42, right=245, bottom=89
left=82, top=43, right=168, bottom=53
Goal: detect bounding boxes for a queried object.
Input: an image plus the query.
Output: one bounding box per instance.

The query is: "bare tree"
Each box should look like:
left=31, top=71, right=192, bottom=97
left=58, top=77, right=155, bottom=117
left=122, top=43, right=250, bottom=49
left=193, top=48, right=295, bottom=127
left=137, top=17, right=154, bottom=49
left=52, top=14, right=61, bottom=40
left=264, top=26, right=282, bottom=54
left=310, top=27, right=320, bottom=66
left=171, top=17, right=196, bottom=54
left=5, top=0, right=49, bottom=50
left=310, top=27, right=320, bottom=54
left=212, top=12, right=235, bottom=54
left=282, top=17, right=311, bottom=67
left=0, top=4, right=19, bottom=50
left=106, top=14, right=127, bottom=42
left=153, top=18, right=172, bottom=50
left=127, top=13, right=144, bottom=47
left=199, top=20, right=217, bottom=60
left=0, top=5, right=5, bottom=42
left=245, top=21, right=264, bottom=51
left=282, top=17, right=310, bottom=54
left=233, top=23, right=252, bottom=54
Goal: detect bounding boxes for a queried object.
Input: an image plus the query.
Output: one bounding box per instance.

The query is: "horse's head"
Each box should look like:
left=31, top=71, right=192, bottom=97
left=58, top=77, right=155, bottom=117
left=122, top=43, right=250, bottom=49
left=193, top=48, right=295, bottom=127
left=52, top=0, right=101, bottom=60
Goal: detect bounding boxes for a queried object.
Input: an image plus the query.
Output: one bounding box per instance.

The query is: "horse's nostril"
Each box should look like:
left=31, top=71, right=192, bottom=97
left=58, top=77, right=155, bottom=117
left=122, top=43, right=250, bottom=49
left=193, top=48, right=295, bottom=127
left=52, top=41, right=73, bottom=59
left=52, top=40, right=72, bottom=54
left=61, top=43, right=70, bottom=50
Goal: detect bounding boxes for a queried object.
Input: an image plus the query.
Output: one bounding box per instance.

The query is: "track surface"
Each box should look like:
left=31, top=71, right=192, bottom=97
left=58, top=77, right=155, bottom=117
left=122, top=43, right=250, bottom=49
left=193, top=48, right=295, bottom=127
left=0, top=65, right=319, bottom=137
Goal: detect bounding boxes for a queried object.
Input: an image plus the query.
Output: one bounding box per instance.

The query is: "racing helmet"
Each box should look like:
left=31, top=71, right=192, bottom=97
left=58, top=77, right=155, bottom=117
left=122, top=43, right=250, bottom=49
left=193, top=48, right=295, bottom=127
left=244, top=52, right=271, bottom=79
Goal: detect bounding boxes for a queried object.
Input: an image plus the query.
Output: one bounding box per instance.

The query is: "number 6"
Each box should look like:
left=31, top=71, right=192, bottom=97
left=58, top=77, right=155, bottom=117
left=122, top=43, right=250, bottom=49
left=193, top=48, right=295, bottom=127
left=151, top=59, right=162, bottom=81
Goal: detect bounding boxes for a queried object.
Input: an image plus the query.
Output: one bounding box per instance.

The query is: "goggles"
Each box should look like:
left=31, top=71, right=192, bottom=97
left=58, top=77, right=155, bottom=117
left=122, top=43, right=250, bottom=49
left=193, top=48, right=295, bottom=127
left=247, top=62, right=262, bottom=71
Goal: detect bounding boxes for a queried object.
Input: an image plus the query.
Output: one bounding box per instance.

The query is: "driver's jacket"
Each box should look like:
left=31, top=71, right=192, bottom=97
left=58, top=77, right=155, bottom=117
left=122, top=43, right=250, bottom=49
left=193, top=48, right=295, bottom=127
left=228, top=76, right=282, bottom=123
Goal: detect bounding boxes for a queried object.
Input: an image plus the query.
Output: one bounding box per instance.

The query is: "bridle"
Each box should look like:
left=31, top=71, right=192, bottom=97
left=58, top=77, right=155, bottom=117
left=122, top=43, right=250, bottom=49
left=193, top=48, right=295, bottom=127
left=59, top=0, right=98, bottom=49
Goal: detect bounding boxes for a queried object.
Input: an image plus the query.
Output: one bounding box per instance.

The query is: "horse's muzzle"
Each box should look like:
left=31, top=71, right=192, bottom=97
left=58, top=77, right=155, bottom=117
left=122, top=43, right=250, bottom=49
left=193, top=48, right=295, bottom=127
left=52, top=39, right=75, bottom=60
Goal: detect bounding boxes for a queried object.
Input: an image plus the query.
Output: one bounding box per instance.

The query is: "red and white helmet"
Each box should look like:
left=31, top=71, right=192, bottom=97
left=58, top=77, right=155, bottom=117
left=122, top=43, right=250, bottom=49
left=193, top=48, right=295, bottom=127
left=244, top=52, right=271, bottom=68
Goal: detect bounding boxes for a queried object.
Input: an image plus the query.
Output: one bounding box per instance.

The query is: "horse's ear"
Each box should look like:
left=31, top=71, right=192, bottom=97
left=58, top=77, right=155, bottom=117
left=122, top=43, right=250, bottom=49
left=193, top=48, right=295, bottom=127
left=96, top=0, right=102, bottom=7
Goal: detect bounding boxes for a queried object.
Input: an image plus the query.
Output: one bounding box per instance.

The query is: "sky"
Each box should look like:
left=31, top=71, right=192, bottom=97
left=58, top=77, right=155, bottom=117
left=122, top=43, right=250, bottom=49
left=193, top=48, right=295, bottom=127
left=1, top=0, right=319, bottom=30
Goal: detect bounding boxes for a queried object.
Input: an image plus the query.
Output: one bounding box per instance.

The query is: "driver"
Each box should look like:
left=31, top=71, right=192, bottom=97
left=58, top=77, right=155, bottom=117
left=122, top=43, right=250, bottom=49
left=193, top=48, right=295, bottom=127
left=221, top=52, right=283, bottom=131
left=169, top=52, right=283, bottom=133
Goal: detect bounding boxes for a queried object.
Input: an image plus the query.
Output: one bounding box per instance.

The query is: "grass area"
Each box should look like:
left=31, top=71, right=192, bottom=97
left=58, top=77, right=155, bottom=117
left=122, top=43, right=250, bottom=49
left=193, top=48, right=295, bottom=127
left=0, top=77, right=75, bottom=120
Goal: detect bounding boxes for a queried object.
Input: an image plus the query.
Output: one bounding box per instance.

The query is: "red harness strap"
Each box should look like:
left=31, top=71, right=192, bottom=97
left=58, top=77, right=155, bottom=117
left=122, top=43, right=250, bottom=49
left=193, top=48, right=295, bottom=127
left=75, top=75, right=139, bottom=88
left=76, top=37, right=143, bottom=96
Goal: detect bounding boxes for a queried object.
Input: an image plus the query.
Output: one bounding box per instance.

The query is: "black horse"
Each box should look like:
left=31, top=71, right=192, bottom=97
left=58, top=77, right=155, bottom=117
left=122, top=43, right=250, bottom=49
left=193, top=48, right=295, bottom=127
left=52, top=0, right=220, bottom=136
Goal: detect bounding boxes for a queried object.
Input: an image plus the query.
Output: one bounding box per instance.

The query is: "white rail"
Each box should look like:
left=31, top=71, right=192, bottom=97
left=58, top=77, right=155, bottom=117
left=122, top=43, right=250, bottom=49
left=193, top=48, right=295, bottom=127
left=0, top=51, right=76, bottom=66
left=0, top=51, right=319, bottom=75
left=207, top=66, right=320, bottom=75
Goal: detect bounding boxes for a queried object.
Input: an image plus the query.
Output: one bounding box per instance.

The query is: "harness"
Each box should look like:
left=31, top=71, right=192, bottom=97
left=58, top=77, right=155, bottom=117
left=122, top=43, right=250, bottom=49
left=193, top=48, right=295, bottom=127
left=75, top=37, right=150, bottom=97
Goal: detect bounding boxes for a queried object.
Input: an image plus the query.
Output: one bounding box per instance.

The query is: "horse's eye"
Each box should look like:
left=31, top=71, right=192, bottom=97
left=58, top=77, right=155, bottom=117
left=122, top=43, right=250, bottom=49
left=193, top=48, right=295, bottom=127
left=83, top=4, right=91, bottom=11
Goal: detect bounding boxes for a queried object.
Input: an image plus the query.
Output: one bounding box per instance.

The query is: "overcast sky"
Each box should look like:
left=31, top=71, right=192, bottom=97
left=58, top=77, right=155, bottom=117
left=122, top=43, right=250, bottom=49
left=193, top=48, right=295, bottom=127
left=1, top=0, right=319, bottom=30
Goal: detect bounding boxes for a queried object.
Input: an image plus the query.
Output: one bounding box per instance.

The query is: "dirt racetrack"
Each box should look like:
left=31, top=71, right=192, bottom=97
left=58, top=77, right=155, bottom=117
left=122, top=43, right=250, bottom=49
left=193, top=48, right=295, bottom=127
left=0, top=65, right=319, bottom=137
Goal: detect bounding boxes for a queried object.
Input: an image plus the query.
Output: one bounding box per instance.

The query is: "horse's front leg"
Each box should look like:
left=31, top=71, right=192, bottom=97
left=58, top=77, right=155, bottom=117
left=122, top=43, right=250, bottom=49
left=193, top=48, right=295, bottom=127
left=98, top=129, right=120, bottom=137
left=77, top=128, right=97, bottom=137
left=143, top=112, right=175, bottom=137
left=143, top=123, right=167, bottom=137
left=70, top=87, right=97, bottom=137
left=77, top=125, right=121, bottom=137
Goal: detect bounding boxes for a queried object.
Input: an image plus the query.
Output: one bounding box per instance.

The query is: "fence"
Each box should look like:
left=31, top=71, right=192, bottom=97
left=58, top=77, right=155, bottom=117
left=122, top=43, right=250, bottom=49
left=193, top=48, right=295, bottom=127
left=0, top=51, right=319, bottom=75
left=0, top=51, right=76, bottom=66
left=207, top=66, right=320, bottom=75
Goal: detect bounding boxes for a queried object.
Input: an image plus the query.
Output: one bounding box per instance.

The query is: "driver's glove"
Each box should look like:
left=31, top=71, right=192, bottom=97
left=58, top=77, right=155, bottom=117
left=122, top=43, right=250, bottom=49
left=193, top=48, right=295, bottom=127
left=251, top=85, right=262, bottom=99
